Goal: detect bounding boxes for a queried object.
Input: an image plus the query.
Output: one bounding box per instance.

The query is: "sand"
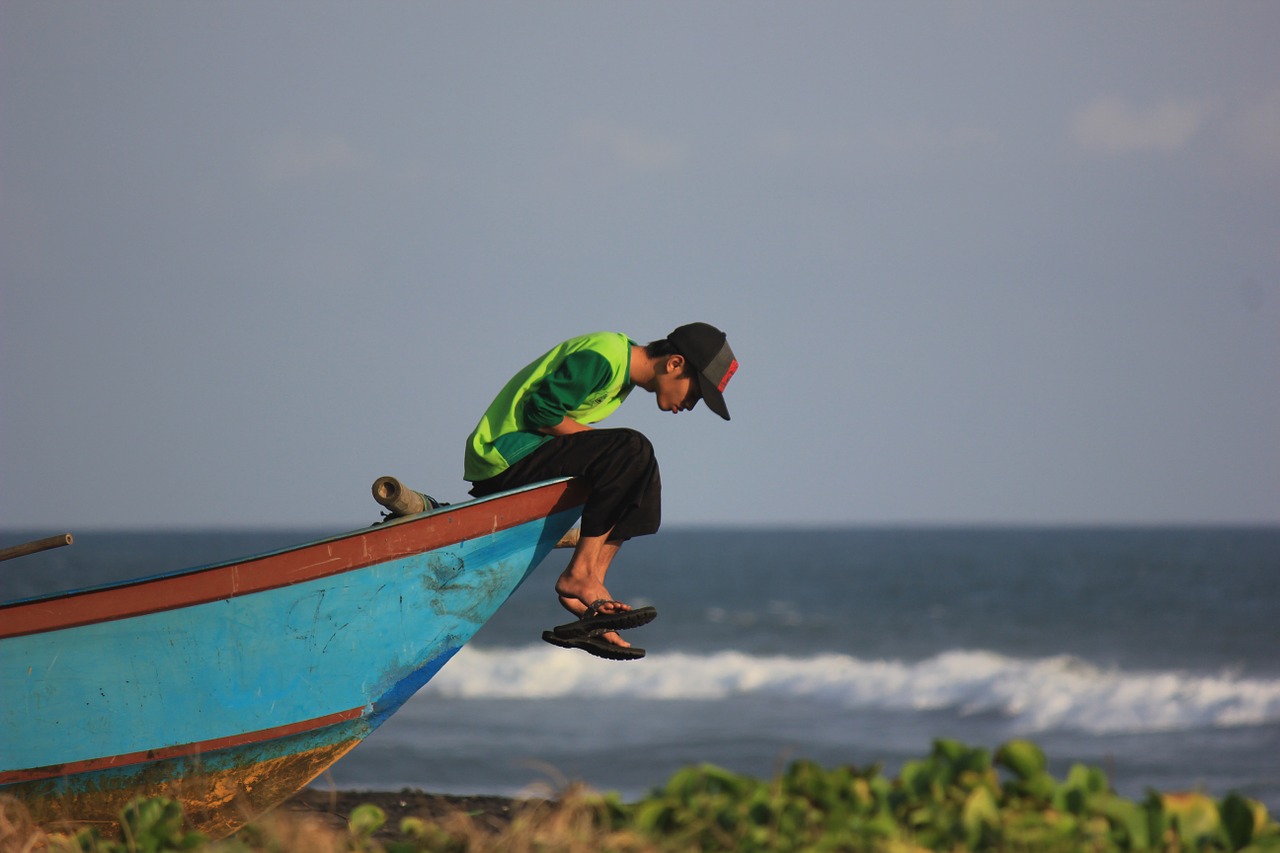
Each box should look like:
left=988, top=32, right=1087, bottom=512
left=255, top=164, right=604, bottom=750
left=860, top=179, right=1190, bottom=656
left=279, top=787, right=530, bottom=838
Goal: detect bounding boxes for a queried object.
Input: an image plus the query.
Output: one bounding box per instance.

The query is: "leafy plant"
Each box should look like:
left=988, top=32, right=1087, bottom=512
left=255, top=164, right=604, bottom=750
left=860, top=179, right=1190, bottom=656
left=26, top=740, right=1280, bottom=852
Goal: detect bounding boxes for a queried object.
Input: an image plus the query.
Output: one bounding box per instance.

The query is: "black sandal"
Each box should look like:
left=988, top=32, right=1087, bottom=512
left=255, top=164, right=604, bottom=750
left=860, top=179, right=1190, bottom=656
left=550, top=599, right=657, bottom=639
left=542, top=630, right=646, bottom=660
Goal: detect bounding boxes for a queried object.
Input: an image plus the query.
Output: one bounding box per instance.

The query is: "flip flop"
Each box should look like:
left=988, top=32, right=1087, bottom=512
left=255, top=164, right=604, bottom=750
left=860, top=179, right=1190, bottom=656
left=542, top=630, right=646, bottom=661
left=551, top=599, right=657, bottom=639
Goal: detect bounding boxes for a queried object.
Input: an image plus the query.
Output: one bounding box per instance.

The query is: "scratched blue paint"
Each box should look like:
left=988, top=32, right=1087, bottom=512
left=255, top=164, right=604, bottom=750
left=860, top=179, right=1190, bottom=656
left=1, top=506, right=578, bottom=776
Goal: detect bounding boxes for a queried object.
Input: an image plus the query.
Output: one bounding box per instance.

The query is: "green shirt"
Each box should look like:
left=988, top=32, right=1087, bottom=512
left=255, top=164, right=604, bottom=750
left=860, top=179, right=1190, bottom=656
left=464, top=331, right=635, bottom=482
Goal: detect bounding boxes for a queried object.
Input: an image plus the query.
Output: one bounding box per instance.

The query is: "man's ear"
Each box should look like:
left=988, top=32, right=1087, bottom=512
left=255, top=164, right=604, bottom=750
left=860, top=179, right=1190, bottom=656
left=664, top=354, right=686, bottom=375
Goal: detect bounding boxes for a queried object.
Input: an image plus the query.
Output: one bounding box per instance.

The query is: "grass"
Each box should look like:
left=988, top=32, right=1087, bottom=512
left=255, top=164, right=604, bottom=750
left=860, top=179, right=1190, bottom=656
left=4, top=739, right=1278, bottom=852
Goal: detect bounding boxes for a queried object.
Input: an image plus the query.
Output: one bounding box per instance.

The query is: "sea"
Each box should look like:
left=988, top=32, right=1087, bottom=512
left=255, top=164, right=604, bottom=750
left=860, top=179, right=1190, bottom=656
left=4, top=525, right=1278, bottom=811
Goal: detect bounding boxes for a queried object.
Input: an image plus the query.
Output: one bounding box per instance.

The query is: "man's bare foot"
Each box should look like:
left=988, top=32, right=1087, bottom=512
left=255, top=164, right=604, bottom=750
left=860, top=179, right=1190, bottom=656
left=554, top=577, right=631, bottom=615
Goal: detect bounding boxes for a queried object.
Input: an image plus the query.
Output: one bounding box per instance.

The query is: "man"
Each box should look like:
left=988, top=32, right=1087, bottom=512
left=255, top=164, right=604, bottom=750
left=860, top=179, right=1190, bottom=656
left=464, top=322, right=737, bottom=661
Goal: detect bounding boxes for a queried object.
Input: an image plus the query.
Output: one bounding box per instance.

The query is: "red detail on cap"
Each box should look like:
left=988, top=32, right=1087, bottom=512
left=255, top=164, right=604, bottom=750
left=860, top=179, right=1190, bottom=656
left=717, top=359, right=738, bottom=393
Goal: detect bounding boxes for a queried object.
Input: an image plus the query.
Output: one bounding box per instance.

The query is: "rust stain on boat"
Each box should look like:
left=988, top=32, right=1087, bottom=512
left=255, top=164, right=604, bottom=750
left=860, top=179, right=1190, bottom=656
left=8, top=741, right=360, bottom=839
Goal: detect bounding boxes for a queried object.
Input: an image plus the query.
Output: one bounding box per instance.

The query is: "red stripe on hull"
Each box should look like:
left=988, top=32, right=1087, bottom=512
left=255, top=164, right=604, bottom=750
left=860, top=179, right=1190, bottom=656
left=0, top=705, right=366, bottom=786
left=0, top=479, right=585, bottom=640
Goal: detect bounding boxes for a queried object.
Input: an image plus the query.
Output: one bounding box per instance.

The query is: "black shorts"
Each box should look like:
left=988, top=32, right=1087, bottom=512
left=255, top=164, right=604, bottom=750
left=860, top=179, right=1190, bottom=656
left=468, top=428, right=661, bottom=541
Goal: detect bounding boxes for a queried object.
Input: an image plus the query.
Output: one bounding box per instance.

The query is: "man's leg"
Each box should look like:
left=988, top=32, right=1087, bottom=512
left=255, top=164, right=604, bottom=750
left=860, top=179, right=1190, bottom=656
left=555, top=534, right=621, bottom=612
left=472, top=429, right=660, bottom=539
left=554, top=535, right=636, bottom=648
left=469, top=429, right=660, bottom=648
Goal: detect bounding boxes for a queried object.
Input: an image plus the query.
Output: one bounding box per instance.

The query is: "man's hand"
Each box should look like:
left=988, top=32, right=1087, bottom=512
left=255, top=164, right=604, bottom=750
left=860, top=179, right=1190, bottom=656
left=539, top=417, right=592, bottom=437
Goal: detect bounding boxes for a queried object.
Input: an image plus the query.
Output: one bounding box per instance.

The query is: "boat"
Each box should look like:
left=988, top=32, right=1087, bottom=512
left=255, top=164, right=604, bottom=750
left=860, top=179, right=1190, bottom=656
left=0, top=477, right=586, bottom=838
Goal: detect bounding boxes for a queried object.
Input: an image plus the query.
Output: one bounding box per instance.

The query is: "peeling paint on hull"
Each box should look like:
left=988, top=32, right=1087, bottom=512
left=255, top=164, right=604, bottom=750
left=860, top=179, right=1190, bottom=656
left=0, top=479, right=586, bottom=838
left=7, top=715, right=366, bottom=838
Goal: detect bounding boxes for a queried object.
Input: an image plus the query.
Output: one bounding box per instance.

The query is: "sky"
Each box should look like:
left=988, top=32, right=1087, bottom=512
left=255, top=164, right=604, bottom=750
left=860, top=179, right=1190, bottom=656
left=2, top=1, right=1278, bottom=530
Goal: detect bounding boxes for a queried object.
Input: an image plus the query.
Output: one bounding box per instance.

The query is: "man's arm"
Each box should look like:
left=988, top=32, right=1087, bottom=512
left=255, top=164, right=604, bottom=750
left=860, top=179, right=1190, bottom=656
left=539, top=417, right=593, bottom=436
left=523, top=350, right=613, bottom=433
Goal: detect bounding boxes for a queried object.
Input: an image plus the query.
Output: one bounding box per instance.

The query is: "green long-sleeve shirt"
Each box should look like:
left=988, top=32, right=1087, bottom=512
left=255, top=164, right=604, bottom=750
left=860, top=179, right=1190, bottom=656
left=464, top=331, right=635, bottom=482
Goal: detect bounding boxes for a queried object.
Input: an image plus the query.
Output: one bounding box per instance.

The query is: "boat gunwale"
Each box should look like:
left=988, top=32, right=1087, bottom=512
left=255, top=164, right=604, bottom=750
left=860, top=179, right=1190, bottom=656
left=0, top=478, right=585, bottom=640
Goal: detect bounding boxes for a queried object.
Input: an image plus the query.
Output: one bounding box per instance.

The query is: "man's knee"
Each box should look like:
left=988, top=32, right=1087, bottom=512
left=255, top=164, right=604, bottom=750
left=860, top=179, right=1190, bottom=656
left=608, top=428, right=655, bottom=462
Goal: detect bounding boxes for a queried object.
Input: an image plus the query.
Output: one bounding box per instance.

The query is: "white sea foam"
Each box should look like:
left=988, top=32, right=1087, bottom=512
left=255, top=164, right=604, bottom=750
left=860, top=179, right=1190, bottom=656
left=427, top=646, right=1280, bottom=735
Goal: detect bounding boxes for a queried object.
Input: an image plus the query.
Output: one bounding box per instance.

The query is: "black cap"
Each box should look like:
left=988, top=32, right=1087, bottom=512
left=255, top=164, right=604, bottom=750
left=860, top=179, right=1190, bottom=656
left=668, top=322, right=738, bottom=420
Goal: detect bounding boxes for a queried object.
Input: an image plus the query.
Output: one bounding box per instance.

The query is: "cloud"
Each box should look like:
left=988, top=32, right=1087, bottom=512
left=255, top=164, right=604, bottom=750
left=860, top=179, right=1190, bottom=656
left=1071, top=96, right=1212, bottom=154
left=257, top=134, right=359, bottom=183
left=572, top=120, right=688, bottom=172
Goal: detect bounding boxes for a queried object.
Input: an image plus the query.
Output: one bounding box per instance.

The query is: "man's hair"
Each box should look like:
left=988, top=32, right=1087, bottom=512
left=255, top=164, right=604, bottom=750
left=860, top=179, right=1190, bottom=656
left=644, top=338, right=678, bottom=358
left=645, top=338, right=694, bottom=376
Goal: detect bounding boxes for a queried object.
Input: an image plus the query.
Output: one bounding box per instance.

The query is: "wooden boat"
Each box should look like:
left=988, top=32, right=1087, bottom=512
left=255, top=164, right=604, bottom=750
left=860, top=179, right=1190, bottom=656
left=0, top=477, right=586, bottom=838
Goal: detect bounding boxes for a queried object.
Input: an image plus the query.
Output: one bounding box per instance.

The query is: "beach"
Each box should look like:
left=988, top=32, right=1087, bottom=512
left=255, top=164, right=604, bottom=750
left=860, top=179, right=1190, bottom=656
left=279, top=788, right=525, bottom=839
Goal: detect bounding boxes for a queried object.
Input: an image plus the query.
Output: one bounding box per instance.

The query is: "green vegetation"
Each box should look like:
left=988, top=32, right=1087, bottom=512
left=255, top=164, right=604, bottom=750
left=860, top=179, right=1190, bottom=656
left=5, top=739, right=1277, bottom=852
left=610, top=739, right=1278, bottom=852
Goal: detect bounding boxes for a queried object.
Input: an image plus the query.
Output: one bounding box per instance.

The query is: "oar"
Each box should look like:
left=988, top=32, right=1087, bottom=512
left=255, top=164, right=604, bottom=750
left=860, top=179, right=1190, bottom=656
left=0, top=533, right=74, bottom=563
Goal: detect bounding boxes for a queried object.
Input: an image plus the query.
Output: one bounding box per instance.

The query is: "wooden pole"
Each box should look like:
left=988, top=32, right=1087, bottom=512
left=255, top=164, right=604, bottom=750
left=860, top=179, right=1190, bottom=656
left=371, top=476, right=428, bottom=517
left=0, top=533, right=74, bottom=563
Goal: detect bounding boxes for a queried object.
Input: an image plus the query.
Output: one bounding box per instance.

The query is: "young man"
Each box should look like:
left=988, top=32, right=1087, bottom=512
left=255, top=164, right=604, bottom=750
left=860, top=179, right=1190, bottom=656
left=464, top=322, right=737, bottom=661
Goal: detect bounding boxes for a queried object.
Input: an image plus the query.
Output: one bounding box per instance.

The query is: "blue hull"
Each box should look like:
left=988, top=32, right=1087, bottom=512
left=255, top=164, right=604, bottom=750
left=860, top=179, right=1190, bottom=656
left=0, top=479, right=585, bottom=837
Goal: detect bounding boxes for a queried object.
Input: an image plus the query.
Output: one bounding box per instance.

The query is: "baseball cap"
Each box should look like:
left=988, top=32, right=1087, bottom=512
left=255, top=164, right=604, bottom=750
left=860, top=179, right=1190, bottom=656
left=668, top=322, right=738, bottom=420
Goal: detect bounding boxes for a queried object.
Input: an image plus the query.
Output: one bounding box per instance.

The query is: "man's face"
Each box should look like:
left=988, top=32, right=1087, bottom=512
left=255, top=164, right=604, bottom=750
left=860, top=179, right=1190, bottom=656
left=654, top=356, right=701, bottom=414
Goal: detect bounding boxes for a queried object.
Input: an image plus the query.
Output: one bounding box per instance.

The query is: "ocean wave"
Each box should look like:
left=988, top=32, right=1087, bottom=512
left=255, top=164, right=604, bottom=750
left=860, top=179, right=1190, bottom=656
left=427, top=646, right=1280, bottom=735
